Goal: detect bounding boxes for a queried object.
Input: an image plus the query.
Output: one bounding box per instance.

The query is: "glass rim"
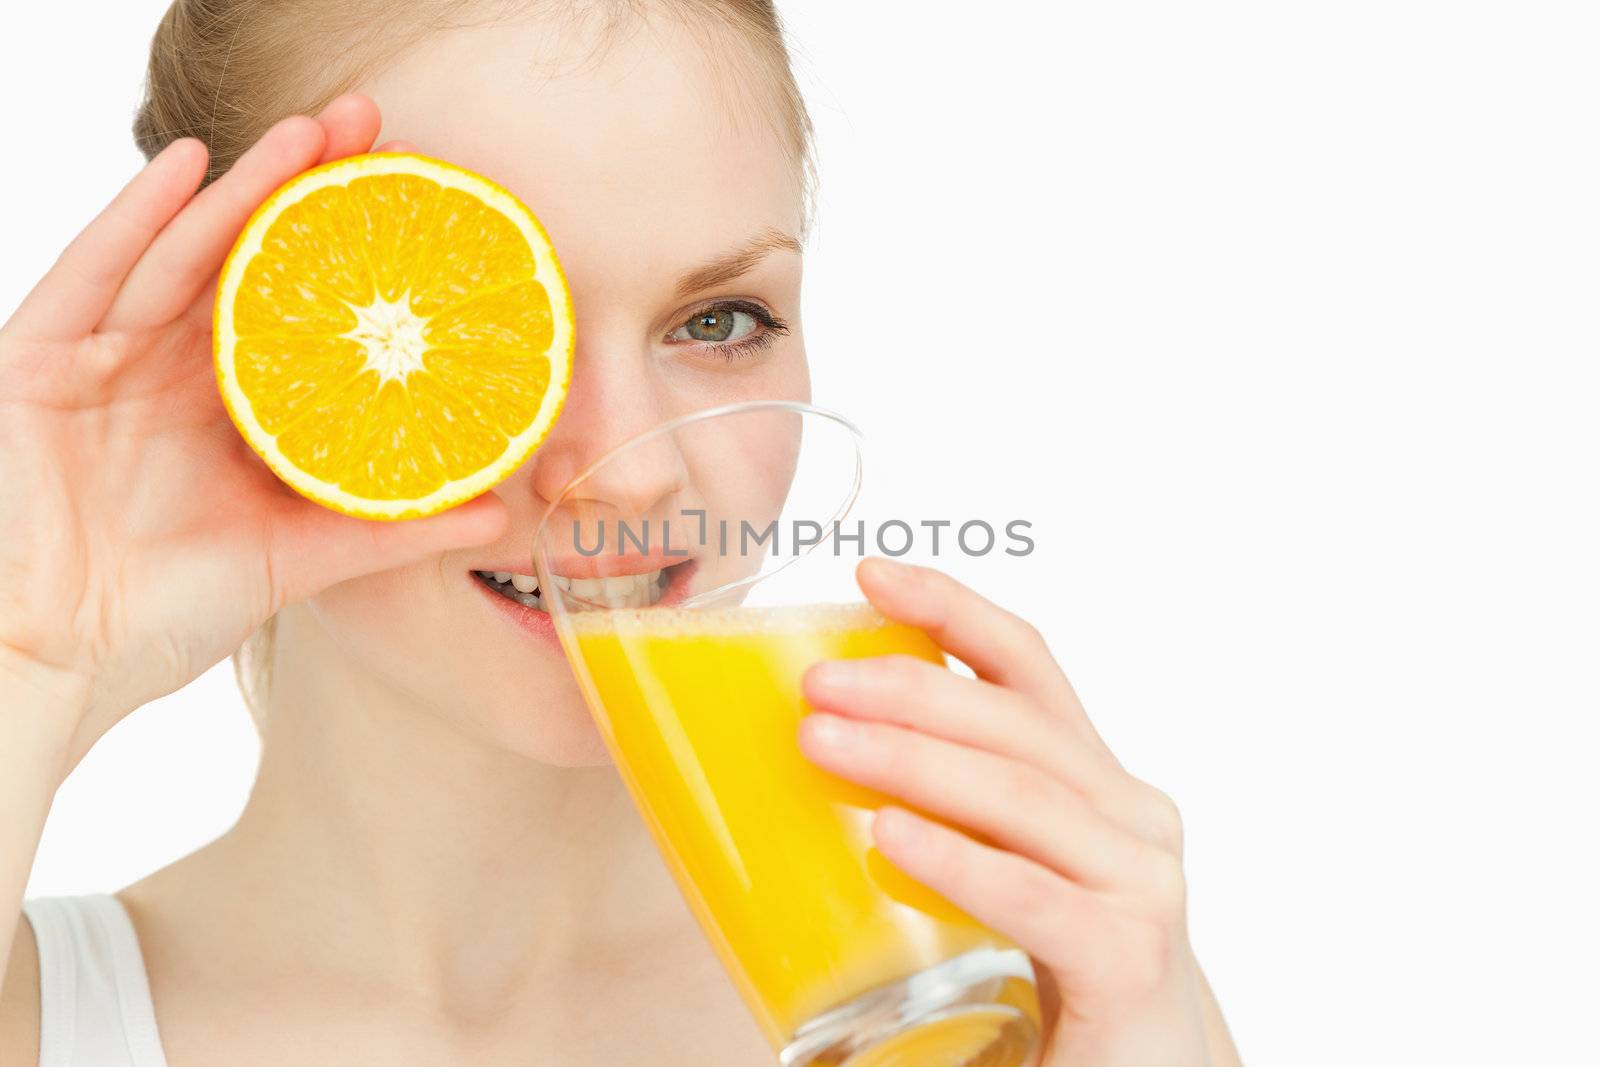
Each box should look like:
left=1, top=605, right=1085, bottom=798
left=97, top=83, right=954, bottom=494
left=530, top=399, right=866, bottom=608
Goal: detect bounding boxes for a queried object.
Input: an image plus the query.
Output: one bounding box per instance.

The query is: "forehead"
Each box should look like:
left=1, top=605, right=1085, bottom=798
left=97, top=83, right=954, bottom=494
left=358, top=11, right=803, bottom=279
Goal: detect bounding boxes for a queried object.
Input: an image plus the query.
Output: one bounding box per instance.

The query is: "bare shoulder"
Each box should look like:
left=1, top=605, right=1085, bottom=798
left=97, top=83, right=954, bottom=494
left=0, top=912, right=41, bottom=1066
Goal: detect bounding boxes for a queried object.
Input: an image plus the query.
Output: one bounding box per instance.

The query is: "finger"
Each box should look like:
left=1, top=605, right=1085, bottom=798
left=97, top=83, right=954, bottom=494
left=799, top=712, right=1159, bottom=890
left=100, top=115, right=327, bottom=332
left=803, top=654, right=1155, bottom=837
left=856, top=558, right=1104, bottom=750
left=870, top=806, right=1114, bottom=980
left=266, top=490, right=507, bottom=606
left=7, top=138, right=207, bottom=343
left=179, top=277, right=219, bottom=335
left=804, top=653, right=1105, bottom=783
left=313, top=93, right=383, bottom=164
left=374, top=139, right=419, bottom=153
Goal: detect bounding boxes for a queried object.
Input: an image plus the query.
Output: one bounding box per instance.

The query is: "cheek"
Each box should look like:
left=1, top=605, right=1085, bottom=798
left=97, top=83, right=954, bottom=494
left=308, top=569, right=614, bottom=766
left=312, top=569, right=452, bottom=663
left=774, top=341, right=811, bottom=403
left=762, top=333, right=810, bottom=403
left=665, top=334, right=811, bottom=412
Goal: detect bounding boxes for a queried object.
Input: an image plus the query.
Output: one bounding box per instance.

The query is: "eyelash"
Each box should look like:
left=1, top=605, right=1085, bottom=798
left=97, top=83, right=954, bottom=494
left=670, top=299, right=790, bottom=361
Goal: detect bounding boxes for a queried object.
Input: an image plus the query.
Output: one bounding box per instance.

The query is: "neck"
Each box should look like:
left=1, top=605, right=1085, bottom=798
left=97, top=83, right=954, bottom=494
left=202, top=602, right=690, bottom=1001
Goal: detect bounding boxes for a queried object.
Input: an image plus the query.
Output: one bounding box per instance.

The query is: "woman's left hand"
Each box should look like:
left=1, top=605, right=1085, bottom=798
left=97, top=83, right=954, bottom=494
left=799, top=557, right=1240, bottom=1067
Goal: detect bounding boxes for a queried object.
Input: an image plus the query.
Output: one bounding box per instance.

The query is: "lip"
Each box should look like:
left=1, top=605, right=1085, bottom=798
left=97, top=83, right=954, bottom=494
left=473, top=573, right=562, bottom=648
left=471, top=558, right=699, bottom=648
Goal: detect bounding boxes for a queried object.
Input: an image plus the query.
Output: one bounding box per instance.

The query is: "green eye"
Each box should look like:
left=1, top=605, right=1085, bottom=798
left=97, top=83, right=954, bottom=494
left=665, top=301, right=790, bottom=357
left=673, top=308, right=759, bottom=344
left=689, top=310, right=736, bottom=341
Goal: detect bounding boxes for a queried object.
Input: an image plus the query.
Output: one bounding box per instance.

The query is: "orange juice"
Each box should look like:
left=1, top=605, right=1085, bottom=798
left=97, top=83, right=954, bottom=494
left=564, top=602, right=1032, bottom=1047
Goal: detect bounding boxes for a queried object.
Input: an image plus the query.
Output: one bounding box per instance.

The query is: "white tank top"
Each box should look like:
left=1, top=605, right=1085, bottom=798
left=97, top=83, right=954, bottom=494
left=21, top=895, right=169, bottom=1067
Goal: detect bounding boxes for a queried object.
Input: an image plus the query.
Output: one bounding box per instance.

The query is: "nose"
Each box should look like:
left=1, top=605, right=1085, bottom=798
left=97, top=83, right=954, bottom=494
left=529, top=335, right=685, bottom=515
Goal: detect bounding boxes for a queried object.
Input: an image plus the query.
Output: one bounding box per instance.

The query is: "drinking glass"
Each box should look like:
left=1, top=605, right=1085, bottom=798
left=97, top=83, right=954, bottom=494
left=531, top=400, right=1040, bottom=1066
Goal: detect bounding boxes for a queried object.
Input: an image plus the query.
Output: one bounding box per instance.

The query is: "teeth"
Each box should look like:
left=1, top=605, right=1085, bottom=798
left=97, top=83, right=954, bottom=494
left=474, top=565, right=679, bottom=612
left=473, top=571, right=542, bottom=611
left=543, top=568, right=671, bottom=608
left=570, top=577, right=605, bottom=601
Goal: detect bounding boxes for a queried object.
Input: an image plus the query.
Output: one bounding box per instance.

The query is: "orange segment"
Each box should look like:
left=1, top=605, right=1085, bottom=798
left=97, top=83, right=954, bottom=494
left=425, top=280, right=554, bottom=349
left=232, top=336, right=367, bottom=434
left=424, top=348, right=550, bottom=437
left=213, top=152, right=574, bottom=520
left=257, top=185, right=374, bottom=307
left=346, top=174, right=442, bottom=302
left=275, top=371, right=382, bottom=478
left=343, top=378, right=449, bottom=500
left=410, top=187, right=539, bottom=316
left=405, top=374, right=510, bottom=480
left=233, top=254, right=359, bottom=337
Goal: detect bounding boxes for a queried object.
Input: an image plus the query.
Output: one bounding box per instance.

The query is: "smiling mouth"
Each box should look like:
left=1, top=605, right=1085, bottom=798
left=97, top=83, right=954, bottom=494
left=472, top=564, right=680, bottom=612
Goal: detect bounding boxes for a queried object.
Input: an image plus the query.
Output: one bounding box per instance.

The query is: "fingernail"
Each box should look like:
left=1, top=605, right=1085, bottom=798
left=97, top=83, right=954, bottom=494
left=803, top=713, right=854, bottom=749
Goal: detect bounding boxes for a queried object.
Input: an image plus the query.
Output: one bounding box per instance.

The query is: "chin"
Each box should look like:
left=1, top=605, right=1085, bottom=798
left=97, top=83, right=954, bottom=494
left=469, top=676, right=615, bottom=767
left=444, top=662, right=617, bottom=764
left=310, top=567, right=618, bottom=766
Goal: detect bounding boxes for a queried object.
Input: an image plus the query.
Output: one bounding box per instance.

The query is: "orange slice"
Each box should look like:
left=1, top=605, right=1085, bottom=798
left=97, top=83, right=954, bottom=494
left=214, top=152, right=574, bottom=520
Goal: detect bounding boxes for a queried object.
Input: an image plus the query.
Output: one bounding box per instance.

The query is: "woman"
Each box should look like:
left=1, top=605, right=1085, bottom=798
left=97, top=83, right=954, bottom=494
left=0, top=1, right=1242, bottom=1063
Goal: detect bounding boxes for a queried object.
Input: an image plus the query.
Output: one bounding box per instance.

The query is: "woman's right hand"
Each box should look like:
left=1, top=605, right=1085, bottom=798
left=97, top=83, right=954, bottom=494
left=0, top=95, right=506, bottom=770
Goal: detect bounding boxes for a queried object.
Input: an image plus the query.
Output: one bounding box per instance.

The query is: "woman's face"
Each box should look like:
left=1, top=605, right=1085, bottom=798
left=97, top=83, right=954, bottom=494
left=293, top=10, right=809, bottom=764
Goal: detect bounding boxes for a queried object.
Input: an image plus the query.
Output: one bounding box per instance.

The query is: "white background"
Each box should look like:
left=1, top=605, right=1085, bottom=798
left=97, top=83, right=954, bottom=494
left=6, top=2, right=1599, bottom=1063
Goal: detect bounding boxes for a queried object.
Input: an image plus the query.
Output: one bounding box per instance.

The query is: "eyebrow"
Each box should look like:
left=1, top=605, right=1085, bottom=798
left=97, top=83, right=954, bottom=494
left=674, top=227, right=803, bottom=298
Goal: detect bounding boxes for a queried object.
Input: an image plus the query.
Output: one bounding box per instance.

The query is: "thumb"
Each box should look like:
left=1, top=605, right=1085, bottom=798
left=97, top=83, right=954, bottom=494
left=268, top=491, right=509, bottom=605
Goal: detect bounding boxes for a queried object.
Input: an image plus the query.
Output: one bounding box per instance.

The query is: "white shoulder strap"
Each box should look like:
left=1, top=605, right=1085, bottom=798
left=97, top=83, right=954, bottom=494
left=22, top=895, right=168, bottom=1067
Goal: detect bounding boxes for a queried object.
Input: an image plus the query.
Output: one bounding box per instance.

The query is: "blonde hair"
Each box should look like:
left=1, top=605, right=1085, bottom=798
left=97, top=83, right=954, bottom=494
left=134, top=0, right=815, bottom=718
left=133, top=0, right=814, bottom=184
